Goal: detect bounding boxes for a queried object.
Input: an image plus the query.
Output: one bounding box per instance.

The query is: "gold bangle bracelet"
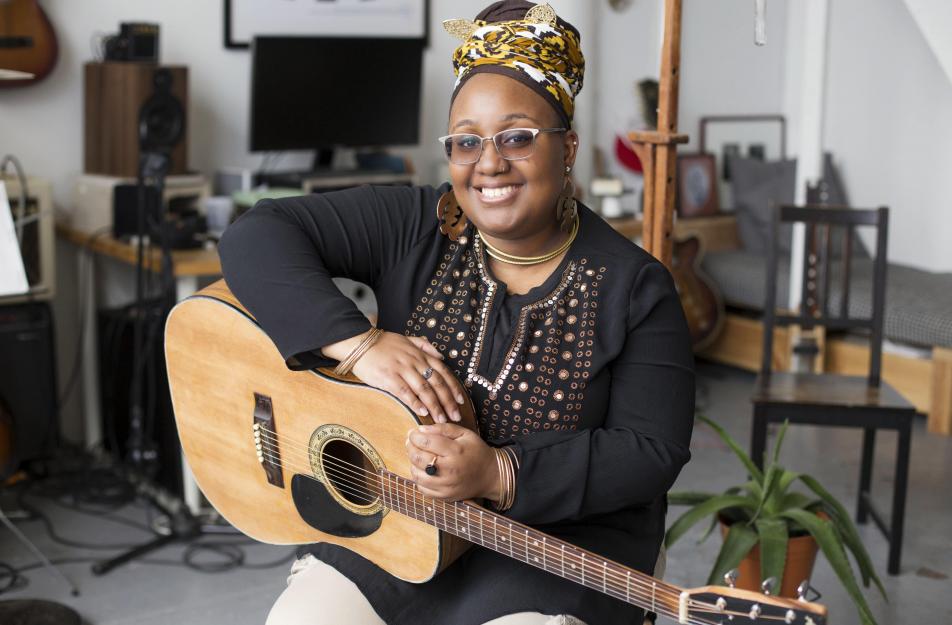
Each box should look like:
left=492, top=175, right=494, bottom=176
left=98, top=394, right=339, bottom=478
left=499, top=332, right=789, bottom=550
left=333, top=328, right=383, bottom=376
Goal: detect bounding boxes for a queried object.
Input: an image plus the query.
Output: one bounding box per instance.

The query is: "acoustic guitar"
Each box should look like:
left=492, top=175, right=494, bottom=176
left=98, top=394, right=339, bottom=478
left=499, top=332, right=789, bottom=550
left=670, top=235, right=725, bottom=351
left=165, top=280, right=827, bottom=625
left=0, top=0, right=58, bottom=87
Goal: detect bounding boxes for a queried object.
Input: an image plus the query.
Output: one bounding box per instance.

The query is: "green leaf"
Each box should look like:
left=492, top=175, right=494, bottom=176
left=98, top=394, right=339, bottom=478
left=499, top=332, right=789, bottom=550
left=770, top=419, right=790, bottom=466
left=668, top=492, right=717, bottom=506
left=777, top=469, right=802, bottom=496
left=778, top=492, right=817, bottom=512
left=780, top=509, right=880, bottom=625
left=754, top=518, right=788, bottom=591
left=665, top=495, right=757, bottom=548
left=707, top=522, right=759, bottom=585
left=697, top=414, right=764, bottom=483
left=797, top=474, right=887, bottom=600
left=698, top=486, right=744, bottom=543
left=751, top=464, right=782, bottom=523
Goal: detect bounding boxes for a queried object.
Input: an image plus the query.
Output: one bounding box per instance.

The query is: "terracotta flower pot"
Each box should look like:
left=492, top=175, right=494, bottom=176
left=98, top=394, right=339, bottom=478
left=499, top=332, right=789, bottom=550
left=719, top=517, right=821, bottom=598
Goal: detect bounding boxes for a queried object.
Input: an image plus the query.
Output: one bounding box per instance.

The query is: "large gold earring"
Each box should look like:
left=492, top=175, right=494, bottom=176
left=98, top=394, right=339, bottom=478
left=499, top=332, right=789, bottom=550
left=556, top=176, right=578, bottom=232
left=437, top=190, right=468, bottom=241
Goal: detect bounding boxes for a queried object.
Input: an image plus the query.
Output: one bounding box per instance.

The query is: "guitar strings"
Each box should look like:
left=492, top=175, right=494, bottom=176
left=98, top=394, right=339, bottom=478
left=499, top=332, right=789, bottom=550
left=252, top=431, right=691, bottom=600
left=253, top=430, right=795, bottom=624
left=250, top=435, right=698, bottom=612
left=251, top=429, right=695, bottom=605
left=249, top=442, right=740, bottom=625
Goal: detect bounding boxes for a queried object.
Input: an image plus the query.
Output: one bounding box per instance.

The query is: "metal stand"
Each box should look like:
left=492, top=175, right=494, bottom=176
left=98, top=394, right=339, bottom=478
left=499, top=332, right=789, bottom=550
left=90, top=480, right=200, bottom=576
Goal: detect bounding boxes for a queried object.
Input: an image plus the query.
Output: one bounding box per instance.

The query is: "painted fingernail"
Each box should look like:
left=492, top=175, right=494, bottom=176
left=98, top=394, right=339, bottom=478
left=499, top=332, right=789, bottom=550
left=456, top=394, right=465, bottom=404
left=452, top=411, right=461, bottom=422
left=417, top=406, right=428, bottom=416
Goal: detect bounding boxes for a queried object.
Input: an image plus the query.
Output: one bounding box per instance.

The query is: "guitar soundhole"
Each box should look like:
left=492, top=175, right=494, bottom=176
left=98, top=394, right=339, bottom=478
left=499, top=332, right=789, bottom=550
left=321, top=440, right=379, bottom=509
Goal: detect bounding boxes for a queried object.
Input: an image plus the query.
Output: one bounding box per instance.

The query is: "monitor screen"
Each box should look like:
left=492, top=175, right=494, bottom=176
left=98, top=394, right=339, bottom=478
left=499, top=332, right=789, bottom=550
left=250, top=36, right=424, bottom=151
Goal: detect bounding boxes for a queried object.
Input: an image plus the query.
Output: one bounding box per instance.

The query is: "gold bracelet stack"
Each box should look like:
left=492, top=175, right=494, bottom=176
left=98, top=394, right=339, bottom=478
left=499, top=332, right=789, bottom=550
left=332, top=327, right=383, bottom=376
left=492, top=446, right=519, bottom=511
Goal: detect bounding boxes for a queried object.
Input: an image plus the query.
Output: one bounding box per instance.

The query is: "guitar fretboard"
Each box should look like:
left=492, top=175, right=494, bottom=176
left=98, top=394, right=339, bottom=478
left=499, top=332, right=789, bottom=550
left=377, top=470, right=685, bottom=619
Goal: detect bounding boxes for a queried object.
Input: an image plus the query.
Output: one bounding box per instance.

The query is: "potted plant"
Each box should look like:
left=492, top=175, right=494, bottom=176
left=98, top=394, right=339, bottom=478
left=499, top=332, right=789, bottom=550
left=666, top=415, right=887, bottom=625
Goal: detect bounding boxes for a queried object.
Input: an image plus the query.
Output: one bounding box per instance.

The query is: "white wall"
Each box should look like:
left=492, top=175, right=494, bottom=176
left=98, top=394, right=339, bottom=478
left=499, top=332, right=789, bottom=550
left=593, top=0, right=788, bottom=210
left=822, top=0, right=952, bottom=272
left=0, top=0, right=600, bottom=204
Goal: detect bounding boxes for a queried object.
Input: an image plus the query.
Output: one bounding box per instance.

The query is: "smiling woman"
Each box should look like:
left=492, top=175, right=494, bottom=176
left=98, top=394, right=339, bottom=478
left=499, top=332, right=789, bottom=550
left=217, top=2, right=695, bottom=624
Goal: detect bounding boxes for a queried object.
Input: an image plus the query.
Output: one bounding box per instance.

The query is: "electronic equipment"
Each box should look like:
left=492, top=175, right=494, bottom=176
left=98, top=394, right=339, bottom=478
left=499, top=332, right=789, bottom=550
left=71, top=173, right=210, bottom=236
left=111, top=184, right=207, bottom=248
left=84, top=62, right=188, bottom=178
left=103, top=23, right=159, bottom=63
left=0, top=302, right=58, bottom=466
left=0, top=175, right=55, bottom=303
left=250, top=37, right=424, bottom=162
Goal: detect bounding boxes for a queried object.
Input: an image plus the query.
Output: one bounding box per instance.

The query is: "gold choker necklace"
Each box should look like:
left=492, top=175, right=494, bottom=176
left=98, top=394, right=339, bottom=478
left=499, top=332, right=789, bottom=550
left=479, top=215, right=579, bottom=266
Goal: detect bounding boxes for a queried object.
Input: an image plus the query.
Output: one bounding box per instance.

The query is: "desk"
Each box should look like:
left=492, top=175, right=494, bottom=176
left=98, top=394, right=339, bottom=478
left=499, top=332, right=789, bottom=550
left=57, top=223, right=220, bottom=512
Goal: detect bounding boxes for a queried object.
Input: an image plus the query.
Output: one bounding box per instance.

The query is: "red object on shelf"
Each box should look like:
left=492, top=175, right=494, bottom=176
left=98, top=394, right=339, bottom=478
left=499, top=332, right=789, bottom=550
left=615, top=135, right=643, bottom=173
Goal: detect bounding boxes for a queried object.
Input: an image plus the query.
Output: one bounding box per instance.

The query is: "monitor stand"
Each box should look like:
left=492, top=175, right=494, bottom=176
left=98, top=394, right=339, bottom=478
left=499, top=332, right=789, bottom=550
left=255, top=147, right=414, bottom=192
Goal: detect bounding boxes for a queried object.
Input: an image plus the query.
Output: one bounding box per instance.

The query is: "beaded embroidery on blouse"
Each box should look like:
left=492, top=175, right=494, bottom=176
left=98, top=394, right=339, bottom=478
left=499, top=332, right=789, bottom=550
left=405, top=229, right=606, bottom=439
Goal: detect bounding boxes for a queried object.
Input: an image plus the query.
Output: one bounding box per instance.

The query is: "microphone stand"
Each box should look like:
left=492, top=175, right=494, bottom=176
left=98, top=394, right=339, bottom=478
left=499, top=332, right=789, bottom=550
left=92, top=149, right=202, bottom=576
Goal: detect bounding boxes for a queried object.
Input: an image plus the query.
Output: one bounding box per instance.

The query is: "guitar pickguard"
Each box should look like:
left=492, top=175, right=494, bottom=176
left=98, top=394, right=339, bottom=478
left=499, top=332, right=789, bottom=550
left=290, top=474, right=382, bottom=538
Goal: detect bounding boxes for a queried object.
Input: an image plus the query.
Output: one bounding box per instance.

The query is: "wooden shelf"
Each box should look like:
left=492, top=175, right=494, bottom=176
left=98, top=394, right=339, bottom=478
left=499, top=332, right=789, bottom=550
left=56, top=223, right=221, bottom=277
left=605, top=213, right=740, bottom=252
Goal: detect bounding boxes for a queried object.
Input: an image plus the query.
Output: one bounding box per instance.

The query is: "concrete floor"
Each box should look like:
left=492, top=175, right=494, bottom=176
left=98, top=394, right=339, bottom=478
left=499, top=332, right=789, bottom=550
left=1, top=362, right=949, bottom=624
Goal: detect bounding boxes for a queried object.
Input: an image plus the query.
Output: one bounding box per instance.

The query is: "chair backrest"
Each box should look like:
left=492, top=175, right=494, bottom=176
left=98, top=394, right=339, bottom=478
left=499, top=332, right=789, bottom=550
left=760, top=203, right=889, bottom=387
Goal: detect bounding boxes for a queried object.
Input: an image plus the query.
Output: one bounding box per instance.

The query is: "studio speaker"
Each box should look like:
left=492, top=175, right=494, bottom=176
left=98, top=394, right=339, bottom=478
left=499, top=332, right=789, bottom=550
left=0, top=302, right=58, bottom=467
left=84, top=62, right=188, bottom=178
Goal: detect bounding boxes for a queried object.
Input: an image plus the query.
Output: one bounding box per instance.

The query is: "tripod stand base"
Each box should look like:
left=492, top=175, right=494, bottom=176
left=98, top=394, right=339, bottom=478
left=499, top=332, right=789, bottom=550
left=0, top=599, right=81, bottom=625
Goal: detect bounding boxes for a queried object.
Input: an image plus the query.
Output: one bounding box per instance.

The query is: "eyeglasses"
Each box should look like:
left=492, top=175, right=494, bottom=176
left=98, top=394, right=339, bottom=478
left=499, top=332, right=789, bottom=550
left=437, top=127, right=567, bottom=165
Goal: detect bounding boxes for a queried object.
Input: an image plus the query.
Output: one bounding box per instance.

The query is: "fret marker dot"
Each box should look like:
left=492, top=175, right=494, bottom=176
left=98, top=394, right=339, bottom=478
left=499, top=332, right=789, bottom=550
left=534, top=557, right=539, bottom=562
left=570, top=564, right=576, bottom=569
left=461, top=528, right=467, bottom=533
left=501, top=537, right=506, bottom=542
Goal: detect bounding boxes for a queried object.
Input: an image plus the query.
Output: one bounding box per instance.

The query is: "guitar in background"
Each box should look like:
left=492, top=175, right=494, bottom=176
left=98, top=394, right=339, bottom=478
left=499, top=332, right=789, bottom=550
left=671, top=235, right=724, bottom=351
left=0, top=0, right=58, bottom=87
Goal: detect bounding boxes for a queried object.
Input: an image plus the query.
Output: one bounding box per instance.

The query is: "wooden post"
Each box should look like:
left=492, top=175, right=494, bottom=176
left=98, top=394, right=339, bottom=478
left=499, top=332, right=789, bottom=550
left=628, top=0, right=687, bottom=268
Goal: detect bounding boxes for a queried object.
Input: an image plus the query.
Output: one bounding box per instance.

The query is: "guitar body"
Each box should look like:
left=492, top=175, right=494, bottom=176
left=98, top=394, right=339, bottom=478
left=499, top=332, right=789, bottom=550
left=165, top=281, right=476, bottom=583
left=0, top=0, right=58, bottom=87
left=670, top=235, right=724, bottom=351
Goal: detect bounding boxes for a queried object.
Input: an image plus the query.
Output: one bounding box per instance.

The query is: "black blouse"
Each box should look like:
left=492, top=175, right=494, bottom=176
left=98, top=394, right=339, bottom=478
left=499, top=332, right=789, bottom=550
left=218, top=183, right=695, bottom=625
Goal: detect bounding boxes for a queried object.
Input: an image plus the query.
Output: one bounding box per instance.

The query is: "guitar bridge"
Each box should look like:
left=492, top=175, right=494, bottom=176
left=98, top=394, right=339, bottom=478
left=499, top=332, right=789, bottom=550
left=253, top=393, right=284, bottom=488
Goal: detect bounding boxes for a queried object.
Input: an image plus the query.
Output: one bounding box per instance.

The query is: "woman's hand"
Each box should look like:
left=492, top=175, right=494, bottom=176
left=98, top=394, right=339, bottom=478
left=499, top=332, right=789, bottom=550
left=406, top=423, right=500, bottom=502
left=346, top=332, right=466, bottom=423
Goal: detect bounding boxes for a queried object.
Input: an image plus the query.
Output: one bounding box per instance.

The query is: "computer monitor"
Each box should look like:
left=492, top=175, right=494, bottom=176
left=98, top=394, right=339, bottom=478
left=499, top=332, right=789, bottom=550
left=250, top=36, right=424, bottom=154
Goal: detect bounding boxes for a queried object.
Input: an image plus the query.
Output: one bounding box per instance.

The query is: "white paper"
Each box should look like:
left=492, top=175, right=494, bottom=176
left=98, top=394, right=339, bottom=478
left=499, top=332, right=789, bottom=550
left=0, top=181, right=30, bottom=297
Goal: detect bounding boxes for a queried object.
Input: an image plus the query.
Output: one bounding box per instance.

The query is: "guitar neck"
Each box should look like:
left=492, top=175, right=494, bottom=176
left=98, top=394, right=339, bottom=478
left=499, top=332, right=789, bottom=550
left=378, top=470, right=686, bottom=620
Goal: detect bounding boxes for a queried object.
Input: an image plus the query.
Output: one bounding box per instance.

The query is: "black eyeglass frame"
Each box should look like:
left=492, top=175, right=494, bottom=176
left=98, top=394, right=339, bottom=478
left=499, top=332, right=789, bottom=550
left=437, top=127, right=567, bottom=165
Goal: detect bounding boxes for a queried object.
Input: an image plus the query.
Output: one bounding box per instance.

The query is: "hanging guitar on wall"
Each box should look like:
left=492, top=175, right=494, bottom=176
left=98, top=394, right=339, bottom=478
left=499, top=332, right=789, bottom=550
left=0, top=0, right=59, bottom=87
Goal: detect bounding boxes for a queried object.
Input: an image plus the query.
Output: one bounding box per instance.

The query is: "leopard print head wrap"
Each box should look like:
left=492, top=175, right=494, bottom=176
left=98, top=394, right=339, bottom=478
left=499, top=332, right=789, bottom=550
left=444, top=1, right=585, bottom=128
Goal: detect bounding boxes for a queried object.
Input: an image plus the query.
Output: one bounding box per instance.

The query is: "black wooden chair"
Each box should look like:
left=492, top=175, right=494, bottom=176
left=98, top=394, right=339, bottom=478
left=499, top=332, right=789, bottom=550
left=750, top=203, right=916, bottom=575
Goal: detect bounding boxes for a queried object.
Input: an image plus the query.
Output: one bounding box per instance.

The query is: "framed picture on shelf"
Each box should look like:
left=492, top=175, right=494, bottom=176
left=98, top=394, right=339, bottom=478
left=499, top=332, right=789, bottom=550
left=676, top=153, right=719, bottom=218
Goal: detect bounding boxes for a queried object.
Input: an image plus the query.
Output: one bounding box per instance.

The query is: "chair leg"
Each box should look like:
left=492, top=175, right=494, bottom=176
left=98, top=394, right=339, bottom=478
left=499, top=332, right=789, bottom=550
left=857, top=428, right=876, bottom=524
left=751, top=404, right=768, bottom=471
left=888, top=422, right=911, bottom=575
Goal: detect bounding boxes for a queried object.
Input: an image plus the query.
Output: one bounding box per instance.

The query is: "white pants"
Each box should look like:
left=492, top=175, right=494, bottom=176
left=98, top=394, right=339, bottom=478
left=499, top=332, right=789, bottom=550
left=265, top=554, right=587, bottom=625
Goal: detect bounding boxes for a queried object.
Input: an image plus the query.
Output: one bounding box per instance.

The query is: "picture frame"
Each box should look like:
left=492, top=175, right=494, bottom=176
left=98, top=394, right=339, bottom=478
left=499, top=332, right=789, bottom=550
left=223, top=0, right=430, bottom=49
left=676, top=153, right=720, bottom=218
